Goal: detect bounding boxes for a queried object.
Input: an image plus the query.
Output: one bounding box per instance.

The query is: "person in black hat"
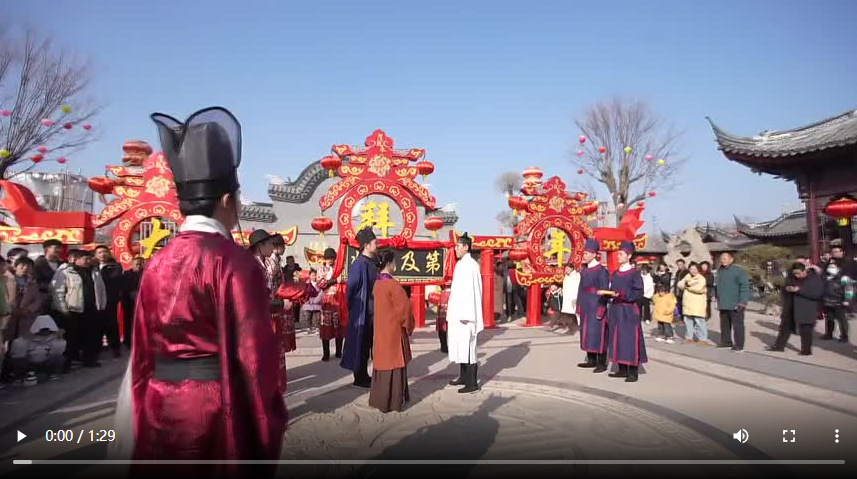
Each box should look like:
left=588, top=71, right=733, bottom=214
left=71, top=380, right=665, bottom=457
left=114, top=107, right=286, bottom=478
left=341, top=227, right=379, bottom=387
left=318, top=247, right=345, bottom=361
left=603, top=240, right=648, bottom=383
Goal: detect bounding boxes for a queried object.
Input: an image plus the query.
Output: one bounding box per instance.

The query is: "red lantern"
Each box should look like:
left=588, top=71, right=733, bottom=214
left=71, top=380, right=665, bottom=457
left=63, top=123, right=73, bottom=130
left=637, top=201, right=644, bottom=208
left=508, top=195, right=527, bottom=216
left=0, top=110, right=10, bottom=117
left=508, top=248, right=528, bottom=268
left=87, top=176, right=115, bottom=195
left=57, top=157, right=67, bottom=164
left=824, top=196, right=857, bottom=226
left=598, top=146, right=606, bottom=154
left=645, top=155, right=653, bottom=161
left=415, top=160, right=435, bottom=181
left=424, top=216, right=444, bottom=238
left=577, top=169, right=584, bottom=175
left=30, top=154, right=44, bottom=163
left=581, top=201, right=598, bottom=215
left=428, top=291, right=442, bottom=305
left=578, top=135, right=586, bottom=144
left=319, top=155, right=342, bottom=179
left=82, top=124, right=92, bottom=131
left=36, top=146, right=48, bottom=154
left=649, top=191, right=656, bottom=197
left=311, top=216, right=334, bottom=237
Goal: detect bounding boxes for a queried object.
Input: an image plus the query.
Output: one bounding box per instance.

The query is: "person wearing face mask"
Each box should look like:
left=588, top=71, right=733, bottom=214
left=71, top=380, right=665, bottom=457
left=820, top=260, right=850, bottom=343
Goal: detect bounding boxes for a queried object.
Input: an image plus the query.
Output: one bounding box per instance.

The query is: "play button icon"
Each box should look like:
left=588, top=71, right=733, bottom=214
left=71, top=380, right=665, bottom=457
left=17, top=431, right=26, bottom=442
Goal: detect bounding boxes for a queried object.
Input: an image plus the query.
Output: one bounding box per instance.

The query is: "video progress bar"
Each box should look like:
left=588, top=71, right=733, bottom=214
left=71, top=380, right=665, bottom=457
left=12, top=460, right=846, bottom=465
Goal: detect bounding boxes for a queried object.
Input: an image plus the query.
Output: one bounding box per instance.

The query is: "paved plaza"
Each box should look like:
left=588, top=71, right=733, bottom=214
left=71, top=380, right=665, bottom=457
left=1, top=305, right=854, bottom=478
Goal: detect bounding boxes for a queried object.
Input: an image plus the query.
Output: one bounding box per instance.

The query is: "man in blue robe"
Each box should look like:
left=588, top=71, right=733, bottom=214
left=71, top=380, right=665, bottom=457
left=577, top=238, right=610, bottom=373
left=341, top=227, right=379, bottom=388
left=605, top=240, right=647, bottom=383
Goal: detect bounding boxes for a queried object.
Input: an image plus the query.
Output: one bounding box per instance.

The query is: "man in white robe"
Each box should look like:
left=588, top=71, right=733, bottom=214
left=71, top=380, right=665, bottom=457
left=446, top=233, right=483, bottom=394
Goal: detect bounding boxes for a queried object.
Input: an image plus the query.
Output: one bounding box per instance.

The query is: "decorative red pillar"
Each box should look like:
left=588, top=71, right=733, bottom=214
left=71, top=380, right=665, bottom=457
left=806, top=184, right=820, bottom=265
left=525, top=284, right=542, bottom=326
left=411, top=284, right=425, bottom=329
left=479, top=249, right=496, bottom=328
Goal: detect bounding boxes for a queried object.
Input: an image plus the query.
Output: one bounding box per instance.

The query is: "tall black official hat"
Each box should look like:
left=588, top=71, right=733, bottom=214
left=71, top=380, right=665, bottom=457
left=150, top=107, right=241, bottom=202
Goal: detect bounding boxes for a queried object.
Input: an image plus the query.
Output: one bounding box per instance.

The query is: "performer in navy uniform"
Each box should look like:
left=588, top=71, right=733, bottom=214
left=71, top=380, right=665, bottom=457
left=604, top=240, right=647, bottom=383
left=576, top=239, right=610, bottom=372
left=341, top=227, right=379, bottom=388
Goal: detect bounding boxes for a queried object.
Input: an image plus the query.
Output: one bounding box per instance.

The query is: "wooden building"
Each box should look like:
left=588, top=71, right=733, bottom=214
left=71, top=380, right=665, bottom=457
left=708, top=108, right=857, bottom=262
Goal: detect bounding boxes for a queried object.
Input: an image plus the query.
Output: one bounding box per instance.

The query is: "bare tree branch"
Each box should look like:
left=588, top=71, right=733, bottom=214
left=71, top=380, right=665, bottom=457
left=494, top=171, right=522, bottom=197
left=569, top=97, right=687, bottom=225
left=0, top=28, right=103, bottom=177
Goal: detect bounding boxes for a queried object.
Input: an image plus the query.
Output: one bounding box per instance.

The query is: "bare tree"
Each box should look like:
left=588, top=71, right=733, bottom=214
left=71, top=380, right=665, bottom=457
left=495, top=210, right=519, bottom=234
left=495, top=171, right=522, bottom=198
left=571, top=97, right=686, bottom=226
left=0, top=28, right=101, bottom=178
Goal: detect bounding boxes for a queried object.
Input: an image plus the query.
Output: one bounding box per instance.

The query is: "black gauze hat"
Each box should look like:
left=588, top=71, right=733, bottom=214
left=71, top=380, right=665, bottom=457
left=248, top=229, right=275, bottom=249
left=150, top=107, right=241, bottom=201
left=323, top=247, right=337, bottom=260
left=356, top=228, right=377, bottom=247
left=457, top=232, right=472, bottom=249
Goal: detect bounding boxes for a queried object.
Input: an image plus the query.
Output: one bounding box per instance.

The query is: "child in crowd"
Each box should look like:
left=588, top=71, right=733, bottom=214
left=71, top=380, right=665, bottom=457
left=546, top=282, right=564, bottom=330
left=651, top=283, right=676, bottom=344
left=300, top=269, right=322, bottom=335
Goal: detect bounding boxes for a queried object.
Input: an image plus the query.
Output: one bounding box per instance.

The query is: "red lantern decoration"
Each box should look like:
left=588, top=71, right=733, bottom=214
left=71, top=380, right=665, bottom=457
left=36, top=146, right=48, bottom=154
left=63, top=123, right=73, bottom=130
left=87, top=176, right=115, bottom=195
left=428, top=291, right=442, bottom=305
left=578, top=135, right=586, bottom=144
left=645, top=155, right=654, bottom=161
left=424, top=216, right=444, bottom=238
left=30, top=154, right=44, bottom=163
left=508, top=195, right=527, bottom=216
left=824, top=196, right=857, bottom=226
left=415, top=160, right=435, bottom=181
left=311, top=216, right=334, bottom=237
left=637, top=201, right=644, bottom=208
left=508, top=249, right=528, bottom=262
left=319, top=155, right=342, bottom=179
left=82, top=124, right=92, bottom=131
left=0, top=109, right=10, bottom=117
left=57, top=157, right=67, bottom=164
left=649, top=191, right=656, bottom=197
left=598, top=146, right=606, bottom=154
left=581, top=201, right=599, bottom=215
left=577, top=169, right=584, bottom=174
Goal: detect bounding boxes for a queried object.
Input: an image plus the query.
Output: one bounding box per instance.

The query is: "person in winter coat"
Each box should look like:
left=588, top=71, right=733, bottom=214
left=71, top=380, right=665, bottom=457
left=120, top=256, right=145, bottom=349
left=651, top=284, right=676, bottom=343
left=699, top=261, right=715, bottom=319
left=678, top=262, right=710, bottom=345
left=768, top=262, right=823, bottom=355
left=561, top=264, right=580, bottom=334
left=545, top=283, right=564, bottom=330
left=639, top=265, right=654, bottom=325
left=10, top=314, right=66, bottom=383
left=820, top=260, right=850, bottom=343
left=51, top=250, right=107, bottom=368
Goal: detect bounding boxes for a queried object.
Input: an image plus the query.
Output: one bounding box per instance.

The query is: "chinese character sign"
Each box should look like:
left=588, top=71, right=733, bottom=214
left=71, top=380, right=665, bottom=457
left=542, top=228, right=571, bottom=266
left=342, top=245, right=447, bottom=284
left=355, top=199, right=398, bottom=239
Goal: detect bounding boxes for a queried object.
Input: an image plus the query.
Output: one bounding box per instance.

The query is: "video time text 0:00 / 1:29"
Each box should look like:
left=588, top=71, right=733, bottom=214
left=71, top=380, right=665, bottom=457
left=44, top=430, right=116, bottom=442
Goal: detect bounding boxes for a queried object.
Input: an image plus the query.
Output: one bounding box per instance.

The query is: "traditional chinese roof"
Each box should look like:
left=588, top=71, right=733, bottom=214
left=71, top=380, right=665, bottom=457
left=707, top=108, right=857, bottom=159
left=637, top=230, right=669, bottom=254
left=734, top=210, right=808, bottom=238
left=238, top=203, right=277, bottom=223
left=268, top=162, right=329, bottom=204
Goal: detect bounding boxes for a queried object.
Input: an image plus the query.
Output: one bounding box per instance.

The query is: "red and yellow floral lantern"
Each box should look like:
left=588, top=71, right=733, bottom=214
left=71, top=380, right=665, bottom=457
left=824, top=196, right=857, bottom=226
left=509, top=248, right=528, bottom=269
left=320, top=155, right=342, bottom=178
left=424, top=216, right=444, bottom=238
left=521, top=166, right=543, bottom=191
left=311, top=216, right=333, bottom=237
left=415, top=160, right=435, bottom=181
left=428, top=291, right=441, bottom=305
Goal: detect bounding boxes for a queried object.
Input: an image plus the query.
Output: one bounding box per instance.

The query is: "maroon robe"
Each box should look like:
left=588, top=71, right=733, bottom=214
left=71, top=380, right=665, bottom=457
left=130, top=231, right=287, bottom=478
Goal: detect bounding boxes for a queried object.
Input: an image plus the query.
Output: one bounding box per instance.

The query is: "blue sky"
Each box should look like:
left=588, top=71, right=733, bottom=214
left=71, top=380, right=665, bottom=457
left=8, top=0, right=857, bottom=234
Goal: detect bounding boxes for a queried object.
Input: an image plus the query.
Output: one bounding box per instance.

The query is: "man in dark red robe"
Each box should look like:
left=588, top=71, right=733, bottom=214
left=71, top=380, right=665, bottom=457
left=120, top=107, right=287, bottom=478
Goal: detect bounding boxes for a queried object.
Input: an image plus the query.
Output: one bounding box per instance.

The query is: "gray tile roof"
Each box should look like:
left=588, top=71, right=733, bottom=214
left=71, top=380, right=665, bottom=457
left=707, top=108, right=857, bottom=158
left=734, top=210, right=807, bottom=238
left=268, top=163, right=328, bottom=204
left=238, top=204, right=277, bottom=223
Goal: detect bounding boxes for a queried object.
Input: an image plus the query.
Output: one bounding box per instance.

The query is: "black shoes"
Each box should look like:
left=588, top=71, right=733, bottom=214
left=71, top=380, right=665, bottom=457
left=457, top=363, right=479, bottom=394
left=593, top=365, right=608, bottom=374
left=577, top=361, right=596, bottom=368
left=821, top=334, right=834, bottom=340
left=839, top=336, right=849, bottom=343
left=765, top=346, right=785, bottom=352
left=449, top=364, right=466, bottom=386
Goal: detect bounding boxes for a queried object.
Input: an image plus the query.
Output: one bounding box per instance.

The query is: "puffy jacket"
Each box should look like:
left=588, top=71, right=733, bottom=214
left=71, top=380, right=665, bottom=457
left=652, top=292, right=677, bottom=324
left=678, top=273, right=708, bottom=318
left=51, top=264, right=107, bottom=314
left=823, top=274, right=846, bottom=307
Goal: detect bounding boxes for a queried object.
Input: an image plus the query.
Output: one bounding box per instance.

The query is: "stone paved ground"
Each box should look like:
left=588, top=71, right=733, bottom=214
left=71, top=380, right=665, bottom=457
left=0, top=306, right=854, bottom=478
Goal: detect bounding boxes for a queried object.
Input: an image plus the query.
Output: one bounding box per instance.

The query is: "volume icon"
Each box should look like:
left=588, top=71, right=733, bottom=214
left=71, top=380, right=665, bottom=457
left=733, top=429, right=749, bottom=443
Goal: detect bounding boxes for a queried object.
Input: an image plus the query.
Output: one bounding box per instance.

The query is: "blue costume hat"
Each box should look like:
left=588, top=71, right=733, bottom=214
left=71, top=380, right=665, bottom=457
left=583, top=238, right=599, bottom=253
left=619, top=240, right=635, bottom=255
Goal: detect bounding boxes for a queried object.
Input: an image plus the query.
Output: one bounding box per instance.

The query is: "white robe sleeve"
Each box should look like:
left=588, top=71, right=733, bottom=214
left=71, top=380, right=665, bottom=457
left=108, top=361, right=134, bottom=475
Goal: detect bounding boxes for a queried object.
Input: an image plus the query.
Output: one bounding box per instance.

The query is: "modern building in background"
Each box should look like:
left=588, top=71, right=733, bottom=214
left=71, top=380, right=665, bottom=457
left=10, top=170, right=94, bottom=213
